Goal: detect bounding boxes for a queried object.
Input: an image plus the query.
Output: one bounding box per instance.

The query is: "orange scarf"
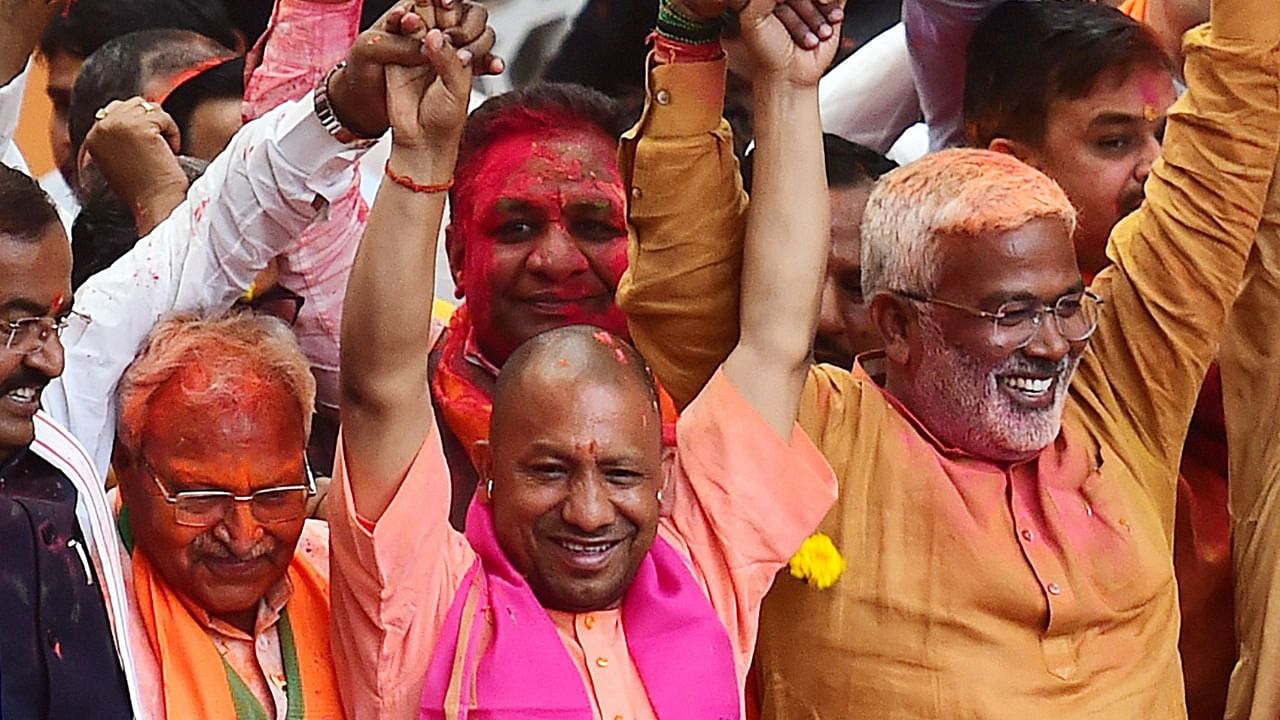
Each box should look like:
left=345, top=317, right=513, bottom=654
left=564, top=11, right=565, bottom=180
left=432, top=305, right=679, bottom=468
left=132, top=547, right=344, bottom=719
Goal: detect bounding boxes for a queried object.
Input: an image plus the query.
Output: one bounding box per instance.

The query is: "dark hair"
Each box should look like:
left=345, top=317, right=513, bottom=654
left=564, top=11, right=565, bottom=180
left=0, top=167, right=61, bottom=244
left=160, top=56, right=246, bottom=155
left=451, top=82, right=629, bottom=210
left=69, top=29, right=236, bottom=155
left=39, top=0, right=238, bottom=60
left=71, top=157, right=209, bottom=289
left=741, top=133, right=897, bottom=191
left=964, top=0, right=1172, bottom=148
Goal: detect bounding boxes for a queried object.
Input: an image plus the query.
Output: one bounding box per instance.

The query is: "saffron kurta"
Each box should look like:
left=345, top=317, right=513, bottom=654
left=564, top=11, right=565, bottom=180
left=616, top=14, right=1280, bottom=719
left=328, top=370, right=835, bottom=720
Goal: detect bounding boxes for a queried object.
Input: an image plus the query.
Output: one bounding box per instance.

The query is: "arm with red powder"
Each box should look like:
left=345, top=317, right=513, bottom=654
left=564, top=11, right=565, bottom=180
left=242, top=0, right=364, bottom=122
left=242, top=0, right=367, bottom=422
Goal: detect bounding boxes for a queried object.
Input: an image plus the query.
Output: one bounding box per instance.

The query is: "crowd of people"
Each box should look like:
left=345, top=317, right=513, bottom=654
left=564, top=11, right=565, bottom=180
left=0, top=0, right=1276, bottom=718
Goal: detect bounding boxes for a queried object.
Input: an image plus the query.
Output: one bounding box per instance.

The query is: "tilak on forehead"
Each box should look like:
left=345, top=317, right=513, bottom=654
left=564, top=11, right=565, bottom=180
left=1139, top=69, right=1167, bottom=122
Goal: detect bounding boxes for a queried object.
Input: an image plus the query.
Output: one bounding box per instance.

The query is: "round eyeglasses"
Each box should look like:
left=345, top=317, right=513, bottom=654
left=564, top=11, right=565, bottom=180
left=892, top=289, right=1104, bottom=350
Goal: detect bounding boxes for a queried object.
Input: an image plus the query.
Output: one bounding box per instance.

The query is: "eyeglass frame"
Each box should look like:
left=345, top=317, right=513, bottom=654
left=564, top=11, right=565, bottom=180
left=3, top=310, right=91, bottom=354
left=889, top=288, right=1105, bottom=349
left=145, top=454, right=317, bottom=528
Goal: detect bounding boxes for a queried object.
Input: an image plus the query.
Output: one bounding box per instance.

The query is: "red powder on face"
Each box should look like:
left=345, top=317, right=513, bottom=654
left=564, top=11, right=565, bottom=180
left=456, top=128, right=628, bottom=336
left=50, top=291, right=66, bottom=314
left=613, top=348, right=628, bottom=365
left=592, top=330, right=616, bottom=347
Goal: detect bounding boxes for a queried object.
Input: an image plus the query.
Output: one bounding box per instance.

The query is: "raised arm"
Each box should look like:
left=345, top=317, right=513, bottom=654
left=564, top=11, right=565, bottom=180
left=616, top=0, right=837, bottom=409
left=42, top=8, right=445, bottom=476
left=721, top=0, right=840, bottom=438
left=339, top=5, right=476, bottom=520
left=1070, top=0, right=1280, bottom=509
left=244, top=0, right=365, bottom=121
left=1219, top=149, right=1280, bottom=720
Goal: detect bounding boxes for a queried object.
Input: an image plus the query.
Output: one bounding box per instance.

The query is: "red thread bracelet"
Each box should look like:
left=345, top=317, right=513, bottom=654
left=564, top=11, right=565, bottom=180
left=385, top=163, right=454, bottom=194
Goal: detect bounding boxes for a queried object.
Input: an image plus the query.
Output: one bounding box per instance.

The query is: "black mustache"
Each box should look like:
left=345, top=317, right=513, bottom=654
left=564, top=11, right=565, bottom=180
left=1002, top=356, right=1073, bottom=379
left=0, top=368, right=52, bottom=396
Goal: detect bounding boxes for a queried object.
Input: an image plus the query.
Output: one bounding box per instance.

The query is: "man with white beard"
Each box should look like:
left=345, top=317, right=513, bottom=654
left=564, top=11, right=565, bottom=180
left=614, top=0, right=1279, bottom=709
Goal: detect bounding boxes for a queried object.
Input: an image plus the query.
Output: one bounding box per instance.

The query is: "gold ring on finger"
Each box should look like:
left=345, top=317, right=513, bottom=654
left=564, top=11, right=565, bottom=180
left=94, top=106, right=110, bottom=121
left=141, top=101, right=158, bottom=113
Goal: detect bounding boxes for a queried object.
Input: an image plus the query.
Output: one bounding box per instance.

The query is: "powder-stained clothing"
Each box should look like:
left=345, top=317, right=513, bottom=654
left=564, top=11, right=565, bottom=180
left=1218, top=81, right=1280, bottom=720
left=616, top=17, right=1280, bottom=719
left=0, top=448, right=132, bottom=720
left=328, top=369, right=835, bottom=720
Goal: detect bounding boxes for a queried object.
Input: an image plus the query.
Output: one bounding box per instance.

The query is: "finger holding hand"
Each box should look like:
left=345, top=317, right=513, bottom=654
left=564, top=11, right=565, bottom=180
left=446, top=2, right=503, bottom=75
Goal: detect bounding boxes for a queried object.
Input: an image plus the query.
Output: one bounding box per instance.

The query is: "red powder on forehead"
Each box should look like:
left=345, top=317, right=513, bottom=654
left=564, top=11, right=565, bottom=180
left=614, top=348, right=628, bottom=365
left=592, top=330, right=616, bottom=347
left=454, top=127, right=624, bottom=229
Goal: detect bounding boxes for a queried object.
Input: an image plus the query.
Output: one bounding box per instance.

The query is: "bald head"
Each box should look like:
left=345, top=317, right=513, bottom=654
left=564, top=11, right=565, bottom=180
left=491, top=325, right=660, bottom=444
left=484, top=325, right=666, bottom=613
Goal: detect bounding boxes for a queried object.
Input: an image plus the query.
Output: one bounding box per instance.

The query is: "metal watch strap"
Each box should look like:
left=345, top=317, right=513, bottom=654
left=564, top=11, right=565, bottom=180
left=313, top=61, right=378, bottom=148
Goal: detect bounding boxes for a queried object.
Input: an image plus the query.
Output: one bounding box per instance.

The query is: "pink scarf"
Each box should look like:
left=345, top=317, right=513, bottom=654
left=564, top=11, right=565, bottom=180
left=420, top=500, right=740, bottom=719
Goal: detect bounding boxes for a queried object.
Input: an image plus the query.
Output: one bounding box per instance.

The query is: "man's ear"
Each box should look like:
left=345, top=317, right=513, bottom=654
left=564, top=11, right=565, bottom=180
left=444, top=224, right=466, bottom=300
left=473, top=439, right=493, bottom=503
left=869, top=292, right=914, bottom=366
left=111, top=441, right=140, bottom=500
left=988, top=137, right=1045, bottom=172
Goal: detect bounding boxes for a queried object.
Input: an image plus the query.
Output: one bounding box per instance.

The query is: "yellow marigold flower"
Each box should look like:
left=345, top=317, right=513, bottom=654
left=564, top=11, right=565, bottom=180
left=788, top=532, right=847, bottom=590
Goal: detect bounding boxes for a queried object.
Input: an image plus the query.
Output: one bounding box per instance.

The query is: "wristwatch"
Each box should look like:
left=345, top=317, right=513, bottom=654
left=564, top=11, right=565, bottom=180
left=314, top=61, right=379, bottom=148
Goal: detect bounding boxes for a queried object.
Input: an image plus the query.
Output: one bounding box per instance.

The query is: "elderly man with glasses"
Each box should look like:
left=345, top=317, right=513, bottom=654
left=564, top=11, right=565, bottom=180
left=108, top=312, right=341, bottom=720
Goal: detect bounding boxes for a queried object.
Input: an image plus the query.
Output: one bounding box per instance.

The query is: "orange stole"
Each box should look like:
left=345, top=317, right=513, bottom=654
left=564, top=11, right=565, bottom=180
left=132, top=548, right=345, bottom=719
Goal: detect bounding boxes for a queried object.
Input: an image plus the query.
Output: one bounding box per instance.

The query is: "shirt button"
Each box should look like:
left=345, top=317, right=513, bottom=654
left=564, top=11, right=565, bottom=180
left=655, top=89, right=671, bottom=105
left=1021, top=529, right=1034, bottom=542
left=583, top=615, right=596, bottom=630
left=1047, top=582, right=1062, bottom=595
left=595, top=657, right=610, bottom=668
left=631, top=186, right=643, bottom=200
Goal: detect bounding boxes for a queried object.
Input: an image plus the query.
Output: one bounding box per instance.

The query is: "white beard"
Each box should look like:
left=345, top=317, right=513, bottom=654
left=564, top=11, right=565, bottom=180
left=908, top=317, right=1078, bottom=460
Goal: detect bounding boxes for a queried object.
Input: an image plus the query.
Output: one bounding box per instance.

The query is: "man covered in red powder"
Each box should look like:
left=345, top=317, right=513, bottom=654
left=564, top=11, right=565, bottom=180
left=429, top=83, right=640, bottom=527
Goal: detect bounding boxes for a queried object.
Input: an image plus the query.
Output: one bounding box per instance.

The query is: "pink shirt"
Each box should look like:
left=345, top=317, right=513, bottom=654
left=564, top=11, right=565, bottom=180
left=329, top=369, right=836, bottom=720
left=243, top=0, right=366, bottom=416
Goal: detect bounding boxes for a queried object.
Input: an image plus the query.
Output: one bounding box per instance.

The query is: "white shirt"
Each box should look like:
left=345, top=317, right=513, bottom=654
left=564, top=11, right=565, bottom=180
left=41, top=93, right=368, bottom=477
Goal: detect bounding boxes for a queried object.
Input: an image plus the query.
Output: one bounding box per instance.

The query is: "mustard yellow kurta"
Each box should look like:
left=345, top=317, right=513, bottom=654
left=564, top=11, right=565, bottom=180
left=1219, top=63, right=1280, bottom=720
left=618, top=14, right=1280, bottom=719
